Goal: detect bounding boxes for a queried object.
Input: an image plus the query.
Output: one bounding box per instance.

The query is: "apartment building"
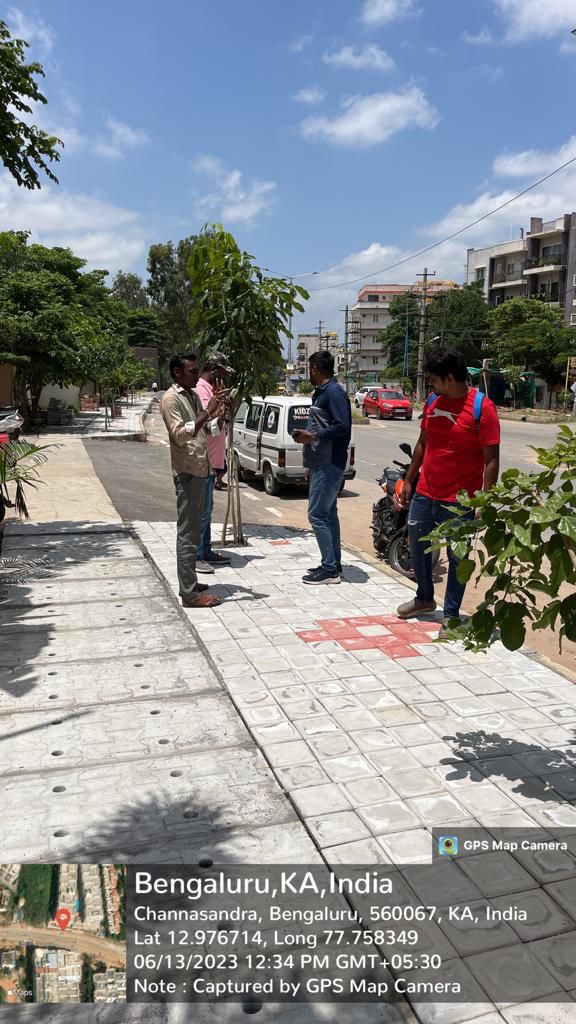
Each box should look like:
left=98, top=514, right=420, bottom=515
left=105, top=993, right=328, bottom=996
left=34, top=948, right=82, bottom=1003
left=295, top=332, right=341, bottom=375
left=467, top=212, right=576, bottom=325
left=350, top=281, right=458, bottom=378
left=93, top=967, right=126, bottom=1002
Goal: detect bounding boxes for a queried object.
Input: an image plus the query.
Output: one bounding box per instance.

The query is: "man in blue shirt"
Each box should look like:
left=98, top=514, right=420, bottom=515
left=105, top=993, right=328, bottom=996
left=293, top=351, right=352, bottom=585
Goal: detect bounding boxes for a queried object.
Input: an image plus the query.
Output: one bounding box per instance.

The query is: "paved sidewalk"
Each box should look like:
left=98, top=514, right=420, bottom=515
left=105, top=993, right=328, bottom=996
left=133, top=520, right=576, bottom=1021
left=30, top=395, right=152, bottom=441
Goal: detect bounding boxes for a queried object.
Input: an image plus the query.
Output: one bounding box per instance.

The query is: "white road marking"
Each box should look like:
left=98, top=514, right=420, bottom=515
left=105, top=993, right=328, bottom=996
left=265, top=507, right=283, bottom=518
left=357, top=459, right=377, bottom=466
left=243, top=492, right=261, bottom=502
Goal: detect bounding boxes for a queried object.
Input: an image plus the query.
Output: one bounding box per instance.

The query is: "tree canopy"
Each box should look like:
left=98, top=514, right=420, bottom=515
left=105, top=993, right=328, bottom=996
left=188, top=224, right=308, bottom=400
left=426, top=283, right=490, bottom=362
left=110, top=271, right=149, bottom=310
left=489, top=297, right=573, bottom=384
left=0, top=19, right=62, bottom=188
left=147, top=236, right=200, bottom=349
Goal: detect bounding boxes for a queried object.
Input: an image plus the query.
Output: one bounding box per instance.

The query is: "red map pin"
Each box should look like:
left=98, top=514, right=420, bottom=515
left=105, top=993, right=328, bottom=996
left=55, top=908, right=71, bottom=931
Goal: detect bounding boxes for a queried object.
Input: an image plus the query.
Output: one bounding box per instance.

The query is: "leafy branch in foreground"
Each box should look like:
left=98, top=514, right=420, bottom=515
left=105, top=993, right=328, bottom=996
left=427, top=425, right=576, bottom=653
left=0, top=438, right=58, bottom=518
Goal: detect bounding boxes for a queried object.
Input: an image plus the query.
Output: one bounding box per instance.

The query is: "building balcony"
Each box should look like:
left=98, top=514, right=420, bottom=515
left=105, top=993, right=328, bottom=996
left=524, top=256, right=562, bottom=274
left=490, top=276, right=524, bottom=288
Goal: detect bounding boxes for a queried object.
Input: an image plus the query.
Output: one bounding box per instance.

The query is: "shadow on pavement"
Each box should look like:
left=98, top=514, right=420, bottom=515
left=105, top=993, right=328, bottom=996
left=0, top=522, right=133, bottom=702
left=440, top=727, right=576, bottom=805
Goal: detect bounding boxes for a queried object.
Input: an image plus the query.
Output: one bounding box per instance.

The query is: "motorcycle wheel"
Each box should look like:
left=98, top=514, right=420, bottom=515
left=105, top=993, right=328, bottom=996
left=387, top=533, right=440, bottom=578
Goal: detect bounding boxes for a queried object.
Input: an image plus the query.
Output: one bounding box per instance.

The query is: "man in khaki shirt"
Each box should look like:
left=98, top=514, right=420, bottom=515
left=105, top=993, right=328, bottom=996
left=161, top=352, right=225, bottom=608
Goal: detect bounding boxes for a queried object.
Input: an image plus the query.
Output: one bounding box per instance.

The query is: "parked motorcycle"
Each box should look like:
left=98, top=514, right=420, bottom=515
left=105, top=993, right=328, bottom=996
left=371, top=441, right=440, bottom=577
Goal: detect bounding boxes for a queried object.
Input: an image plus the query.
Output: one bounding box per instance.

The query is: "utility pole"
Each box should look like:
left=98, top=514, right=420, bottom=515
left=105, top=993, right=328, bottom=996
left=318, top=319, right=324, bottom=344
left=416, top=268, right=436, bottom=401
left=287, top=276, right=293, bottom=368
left=344, top=305, right=349, bottom=394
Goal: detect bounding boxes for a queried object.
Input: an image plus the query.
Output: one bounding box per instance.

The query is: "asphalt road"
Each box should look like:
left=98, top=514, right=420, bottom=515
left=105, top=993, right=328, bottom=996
left=352, top=414, right=559, bottom=483
left=84, top=399, right=560, bottom=522
left=0, top=925, right=125, bottom=966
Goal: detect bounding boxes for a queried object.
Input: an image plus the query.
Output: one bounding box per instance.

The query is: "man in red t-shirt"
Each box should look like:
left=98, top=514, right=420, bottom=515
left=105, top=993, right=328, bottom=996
left=397, top=349, right=500, bottom=630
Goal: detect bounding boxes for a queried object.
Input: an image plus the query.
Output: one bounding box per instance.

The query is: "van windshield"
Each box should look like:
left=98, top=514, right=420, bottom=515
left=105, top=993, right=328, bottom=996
left=288, top=405, right=310, bottom=434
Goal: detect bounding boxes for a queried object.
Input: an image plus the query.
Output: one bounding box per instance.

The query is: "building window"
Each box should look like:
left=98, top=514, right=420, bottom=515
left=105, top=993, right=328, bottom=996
left=542, top=243, right=562, bottom=260
left=372, top=357, right=379, bottom=365
left=373, top=315, right=379, bottom=323
left=475, top=268, right=486, bottom=282
left=367, top=293, right=379, bottom=302
left=506, top=263, right=516, bottom=274
left=550, top=281, right=559, bottom=302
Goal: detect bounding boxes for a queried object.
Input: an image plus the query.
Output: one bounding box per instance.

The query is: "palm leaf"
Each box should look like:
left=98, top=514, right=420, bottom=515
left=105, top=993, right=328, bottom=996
left=0, top=555, right=54, bottom=586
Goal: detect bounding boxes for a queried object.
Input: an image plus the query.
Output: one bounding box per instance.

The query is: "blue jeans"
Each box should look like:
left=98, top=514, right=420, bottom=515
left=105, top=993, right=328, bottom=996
left=197, top=474, right=215, bottom=560
left=408, top=492, right=474, bottom=618
left=307, top=464, right=344, bottom=573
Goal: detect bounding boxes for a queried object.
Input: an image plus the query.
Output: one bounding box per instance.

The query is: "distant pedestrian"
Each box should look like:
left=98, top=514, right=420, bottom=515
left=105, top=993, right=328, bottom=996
left=151, top=382, right=158, bottom=393
left=194, top=352, right=232, bottom=573
left=160, top=353, right=225, bottom=608
left=293, top=350, right=352, bottom=585
left=396, top=348, right=500, bottom=633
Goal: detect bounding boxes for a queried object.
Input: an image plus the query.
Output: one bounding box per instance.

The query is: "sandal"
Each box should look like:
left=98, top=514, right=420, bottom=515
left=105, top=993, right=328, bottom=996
left=193, top=582, right=209, bottom=592
left=181, top=593, right=222, bottom=608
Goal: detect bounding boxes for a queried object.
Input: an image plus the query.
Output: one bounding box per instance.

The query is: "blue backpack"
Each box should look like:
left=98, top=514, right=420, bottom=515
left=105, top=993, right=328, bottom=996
left=425, top=388, right=485, bottom=431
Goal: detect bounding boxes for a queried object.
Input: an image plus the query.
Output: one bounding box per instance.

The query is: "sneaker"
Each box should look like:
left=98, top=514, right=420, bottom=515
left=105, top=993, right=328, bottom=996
left=204, top=551, right=231, bottom=565
left=308, top=563, right=343, bottom=574
left=396, top=597, right=437, bottom=619
left=196, top=560, right=215, bottom=574
left=302, top=568, right=341, bottom=585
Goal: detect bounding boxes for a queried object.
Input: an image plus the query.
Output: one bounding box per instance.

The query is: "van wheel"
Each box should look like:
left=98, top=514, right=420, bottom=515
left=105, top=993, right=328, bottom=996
left=234, top=454, right=253, bottom=483
left=263, top=464, right=280, bottom=496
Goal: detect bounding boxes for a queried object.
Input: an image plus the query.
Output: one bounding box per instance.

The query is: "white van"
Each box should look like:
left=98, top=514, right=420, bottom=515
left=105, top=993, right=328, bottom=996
left=233, top=395, right=356, bottom=495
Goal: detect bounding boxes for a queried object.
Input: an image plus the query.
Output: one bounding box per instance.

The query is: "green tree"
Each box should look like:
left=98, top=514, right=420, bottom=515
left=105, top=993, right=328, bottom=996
left=188, top=223, right=308, bottom=542
left=488, top=297, right=572, bottom=384
left=378, top=294, right=419, bottom=382
left=426, top=283, right=489, bottom=362
left=0, top=232, right=122, bottom=419
left=110, top=271, right=149, bottom=309
left=125, top=308, right=168, bottom=352
left=0, top=19, right=62, bottom=188
left=147, top=236, right=200, bottom=350
left=428, top=426, right=576, bottom=652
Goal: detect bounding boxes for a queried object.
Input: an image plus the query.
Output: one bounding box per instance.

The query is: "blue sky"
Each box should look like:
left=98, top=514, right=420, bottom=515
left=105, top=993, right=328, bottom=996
left=2, top=0, right=576, bottom=337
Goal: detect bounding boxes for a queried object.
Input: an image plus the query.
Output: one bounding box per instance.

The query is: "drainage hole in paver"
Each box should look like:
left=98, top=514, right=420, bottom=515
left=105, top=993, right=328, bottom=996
left=134, top=663, right=143, bottom=668
left=183, top=811, right=198, bottom=820
left=169, top=770, right=182, bottom=778
left=52, top=786, right=66, bottom=793
left=140, top=684, right=151, bottom=690
left=53, top=829, right=69, bottom=838
left=198, top=857, right=213, bottom=868
left=51, top=750, right=64, bottom=757
left=158, top=739, right=169, bottom=745
left=51, top=719, right=64, bottom=726
left=242, top=1000, right=263, bottom=1014
left=48, top=671, right=57, bottom=676
left=48, top=694, right=58, bottom=700
left=48, top=653, right=56, bottom=657
left=150, top=710, right=161, bottom=716
left=123, top=630, right=131, bottom=634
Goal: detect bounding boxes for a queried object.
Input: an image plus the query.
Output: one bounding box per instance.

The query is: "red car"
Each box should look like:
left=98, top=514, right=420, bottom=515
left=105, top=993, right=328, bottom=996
left=362, top=387, right=413, bottom=421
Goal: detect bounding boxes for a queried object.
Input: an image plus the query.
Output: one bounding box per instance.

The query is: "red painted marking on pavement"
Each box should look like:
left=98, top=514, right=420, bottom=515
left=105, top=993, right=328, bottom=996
left=297, top=615, right=438, bottom=659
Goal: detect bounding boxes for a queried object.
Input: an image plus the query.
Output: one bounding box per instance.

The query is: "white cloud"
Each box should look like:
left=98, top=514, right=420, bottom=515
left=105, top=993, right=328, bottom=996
left=0, top=173, right=147, bottom=273
left=94, top=117, right=149, bottom=160
left=478, top=64, right=505, bottom=81
left=292, top=86, right=326, bottom=105
left=494, top=0, right=576, bottom=42
left=559, top=35, right=576, bottom=54
left=360, top=0, right=419, bottom=27
left=462, top=29, right=493, bottom=45
left=300, top=86, right=439, bottom=147
left=6, top=6, right=55, bottom=54
left=192, top=155, right=276, bottom=225
left=493, top=135, right=576, bottom=177
left=322, top=44, right=395, bottom=72
left=290, top=34, right=313, bottom=53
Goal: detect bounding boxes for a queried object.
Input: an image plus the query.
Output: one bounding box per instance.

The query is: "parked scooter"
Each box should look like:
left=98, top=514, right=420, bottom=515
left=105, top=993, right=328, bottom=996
left=371, top=441, right=440, bottom=577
